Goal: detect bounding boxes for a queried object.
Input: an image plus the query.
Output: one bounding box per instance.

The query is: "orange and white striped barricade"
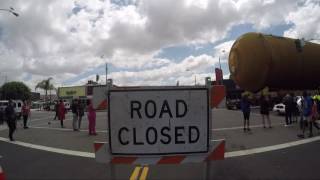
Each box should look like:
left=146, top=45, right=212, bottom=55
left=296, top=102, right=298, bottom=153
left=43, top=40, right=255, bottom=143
left=211, top=85, right=226, bottom=109
left=94, top=139, right=225, bottom=165
left=0, top=165, right=5, bottom=180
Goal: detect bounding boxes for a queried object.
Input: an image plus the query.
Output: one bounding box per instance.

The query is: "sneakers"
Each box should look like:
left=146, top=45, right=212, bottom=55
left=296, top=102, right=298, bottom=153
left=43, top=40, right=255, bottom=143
left=297, top=134, right=305, bottom=138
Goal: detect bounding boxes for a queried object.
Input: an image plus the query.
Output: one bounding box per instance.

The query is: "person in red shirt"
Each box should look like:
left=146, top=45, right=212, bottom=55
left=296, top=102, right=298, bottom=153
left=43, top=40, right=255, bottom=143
left=58, top=100, right=66, bottom=128
left=87, top=100, right=97, bottom=135
left=22, top=100, right=30, bottom=129
left=310, top=98, right=320, bottom=137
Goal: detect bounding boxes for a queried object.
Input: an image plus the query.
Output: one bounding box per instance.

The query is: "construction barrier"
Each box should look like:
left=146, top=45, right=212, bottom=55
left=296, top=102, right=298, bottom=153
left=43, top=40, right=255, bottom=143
left=211, top=85, right=226, bottom=108
left=0, top=165, right=5, bottom=180
left=94, top=140, right=225, bottom=165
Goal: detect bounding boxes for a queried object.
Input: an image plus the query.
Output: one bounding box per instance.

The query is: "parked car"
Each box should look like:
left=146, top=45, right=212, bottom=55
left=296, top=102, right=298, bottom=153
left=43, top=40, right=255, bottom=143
left=226, top=99, right=241, bottom=110
left=0, top=100, right=9, bottom=113
left=0, top=100, right=23, bottom=119
left=0, top=100, right=9, bottom=124
left=63, top=100, right=70, bottom=111
left=13, top=100, right=23, bottom=119
left=273, top=103, right=285, bottom=115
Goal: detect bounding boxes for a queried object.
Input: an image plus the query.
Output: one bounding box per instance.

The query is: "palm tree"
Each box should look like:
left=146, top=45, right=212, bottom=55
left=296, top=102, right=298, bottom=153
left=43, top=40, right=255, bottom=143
left=35, top=77, right=55, bottom=102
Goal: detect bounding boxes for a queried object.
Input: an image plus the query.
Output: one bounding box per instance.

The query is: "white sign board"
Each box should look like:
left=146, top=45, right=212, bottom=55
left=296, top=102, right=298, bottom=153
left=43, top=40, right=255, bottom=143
left=108, top=88, right=209, bottom=155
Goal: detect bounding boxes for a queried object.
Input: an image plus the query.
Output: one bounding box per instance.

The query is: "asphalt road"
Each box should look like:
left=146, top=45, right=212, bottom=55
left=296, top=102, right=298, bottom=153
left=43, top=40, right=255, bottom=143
left=0, top=109, right=320, bottom=179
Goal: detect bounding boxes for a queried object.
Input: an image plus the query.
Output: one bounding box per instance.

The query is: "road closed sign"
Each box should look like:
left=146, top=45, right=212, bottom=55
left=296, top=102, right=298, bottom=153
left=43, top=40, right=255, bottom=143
left=108, top=87, right=209, bottom=155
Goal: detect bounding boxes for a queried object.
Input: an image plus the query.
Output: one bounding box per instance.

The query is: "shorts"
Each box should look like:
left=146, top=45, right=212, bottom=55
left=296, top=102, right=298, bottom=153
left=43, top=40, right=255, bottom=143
left=243, top=112, right=250, bottom=120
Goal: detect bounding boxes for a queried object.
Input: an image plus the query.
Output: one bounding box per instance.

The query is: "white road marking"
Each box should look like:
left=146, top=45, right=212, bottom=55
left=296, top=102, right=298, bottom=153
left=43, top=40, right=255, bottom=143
left=0, top=137, right=94, bottom=158
left=29, top=126, right=107, bottom=133
left=225, top=135, right=320, bottom=158
left=28, top=122, right=286, bottom=133
left=1, top=135, right=320, bottom=159
left=28, top=117, right=53, bottom=122
left=212, top=123, right=284, bottom=131
left=34, top=118, right=73, bottom=127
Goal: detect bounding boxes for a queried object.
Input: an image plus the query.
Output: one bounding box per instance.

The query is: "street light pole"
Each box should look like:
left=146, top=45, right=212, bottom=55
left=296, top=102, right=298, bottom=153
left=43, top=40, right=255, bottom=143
left=105, top=62, right=108, bottom=85
left=218, top=49, right=225, bottom=70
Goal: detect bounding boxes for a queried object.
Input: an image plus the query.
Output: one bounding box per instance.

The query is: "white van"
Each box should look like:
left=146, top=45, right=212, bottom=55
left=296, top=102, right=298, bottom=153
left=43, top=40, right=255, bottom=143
left=13, top=100, right=23, bottom=119
left=0, top=100, right=9, bottom=113
left=0, top=100, right=23, bottom=119
left=63, top=100, right=70, bottom=111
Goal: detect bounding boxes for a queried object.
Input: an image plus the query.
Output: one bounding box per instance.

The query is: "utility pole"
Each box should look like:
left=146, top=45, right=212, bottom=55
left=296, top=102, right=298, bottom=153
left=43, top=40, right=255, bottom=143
left=105, top=63, right=108, bottom=85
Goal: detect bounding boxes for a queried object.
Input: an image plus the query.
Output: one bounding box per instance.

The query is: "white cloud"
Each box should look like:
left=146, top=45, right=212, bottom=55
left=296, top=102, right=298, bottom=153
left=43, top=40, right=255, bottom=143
left=0, top=0, right=318, bottom=91
left=105, top=54, right=218, bottom=86
left=284, top=0, right=320, bottom=40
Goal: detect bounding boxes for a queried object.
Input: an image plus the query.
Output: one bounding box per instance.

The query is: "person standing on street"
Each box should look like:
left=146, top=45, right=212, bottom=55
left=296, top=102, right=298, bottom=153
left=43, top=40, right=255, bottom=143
left=5, top=100, right=16, bottom=141
left=260, top=95, right=272, bottom=128
left=298, top=91, right=312, bottom=138
left=241, top=94, right=251, bottom=132
left=78, top=101, right=85, bottom=130
left=283, top=93, right=293, bottom=126
left=53, top=101, right=59, bottom=120
left=87, top=100, right=97, bottom=135
left=309, top=98, right=320, bottom=137
left=71, top=99, right=79, bottom=131
left=58, top=100, right=66, bottom=128
left=22, top=100, right=30, bottom=129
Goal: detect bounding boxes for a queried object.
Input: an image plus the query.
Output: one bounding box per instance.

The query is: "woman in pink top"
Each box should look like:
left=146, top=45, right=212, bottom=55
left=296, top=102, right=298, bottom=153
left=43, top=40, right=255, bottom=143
left=58, top=100, right=66, bottom=128
left=87, top=100, right=97, bottom=135
left=309, top=99, right=320, bottom=137
left=22, top=101, right=30, bottom=129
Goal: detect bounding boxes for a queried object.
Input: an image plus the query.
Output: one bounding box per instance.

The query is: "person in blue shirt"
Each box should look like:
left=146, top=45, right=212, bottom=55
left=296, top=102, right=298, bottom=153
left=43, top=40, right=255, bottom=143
left=298, top=91, right=313, bottom=138
left=241, top=94, right=251, bottom=132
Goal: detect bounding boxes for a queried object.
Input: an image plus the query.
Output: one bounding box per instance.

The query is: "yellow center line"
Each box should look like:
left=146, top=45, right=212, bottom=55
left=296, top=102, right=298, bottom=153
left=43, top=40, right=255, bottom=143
left=139, top=166, right=149, bottom=180
left=130, top=166, right=141, bottom=180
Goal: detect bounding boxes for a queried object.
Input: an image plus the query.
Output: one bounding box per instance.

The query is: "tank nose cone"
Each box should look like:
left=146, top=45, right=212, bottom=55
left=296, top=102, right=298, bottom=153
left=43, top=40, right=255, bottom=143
left=228, top=33, right=270, bottom=92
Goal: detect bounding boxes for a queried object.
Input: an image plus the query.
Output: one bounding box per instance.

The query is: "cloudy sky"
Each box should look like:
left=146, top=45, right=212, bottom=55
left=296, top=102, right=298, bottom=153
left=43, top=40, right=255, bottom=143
left=0, top=0, right=319, bottom=93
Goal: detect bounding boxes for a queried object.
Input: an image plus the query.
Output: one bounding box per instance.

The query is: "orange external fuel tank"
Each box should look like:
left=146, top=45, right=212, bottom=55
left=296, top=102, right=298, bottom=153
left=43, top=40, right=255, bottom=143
left=228, top=32, right=320, bottom=92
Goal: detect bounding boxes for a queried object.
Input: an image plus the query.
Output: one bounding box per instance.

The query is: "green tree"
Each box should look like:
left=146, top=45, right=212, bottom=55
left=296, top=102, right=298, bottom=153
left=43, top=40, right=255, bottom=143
left=1, top=81, right=31, bottom=100
left=35, top=77, right=55, bottom=102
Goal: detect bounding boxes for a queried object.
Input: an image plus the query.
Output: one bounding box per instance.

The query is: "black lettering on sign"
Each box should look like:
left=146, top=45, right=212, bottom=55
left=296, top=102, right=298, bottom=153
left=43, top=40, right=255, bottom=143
left=189, top=126, right=200, bottom=143
left=176, top=100, right=187, bottom=118
left=175, top=126, right=185, bottom=144
left=145, top=100, right=157, bottom=118
left=160, top=126, right=171, bottom=144
left=131, top=101, right=142, bottom=119
left=133, top=128, right=144, bottom=145
left=159, top=100, right=173, bottom=118
left=118, top=127, right=129, bottom=145
left=146, top=127, right=158, bottom=145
